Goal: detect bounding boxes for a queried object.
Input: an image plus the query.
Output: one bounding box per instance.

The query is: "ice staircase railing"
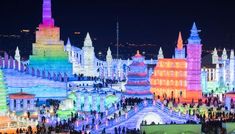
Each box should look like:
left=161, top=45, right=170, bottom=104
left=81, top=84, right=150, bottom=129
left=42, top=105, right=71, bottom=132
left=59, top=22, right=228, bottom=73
left=74, top=100, right=122, bottom=130
left=90, top=99, right=200, bottom=132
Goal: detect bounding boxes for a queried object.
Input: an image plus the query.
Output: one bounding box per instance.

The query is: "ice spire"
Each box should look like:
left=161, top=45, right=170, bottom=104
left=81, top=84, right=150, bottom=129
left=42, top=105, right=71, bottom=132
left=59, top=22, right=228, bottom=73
left=106, top=47, right=112, bottom=59
left=188, top=22, right=201, bottom=44
left=177, top=32, right=183, bottom=50
left=106, top=47, right=113, bottom=78
left=42, top=0, right=54, bottom=26
left=213, top=48, right=218, bottom=55
left=84, top=32, right=92, bottom=47
left=212, top=48, right=218, bottom=64
left=66, top=38, right=71, bottom=51
left=230, top=49, right=234, bottom=59
left=107, top=47, right=112, bottom=55
left=14, top=46, right=20, bottom=62
left=222, top=48, right=227, bottom=60
left=157, top=47, right=164, bottom=59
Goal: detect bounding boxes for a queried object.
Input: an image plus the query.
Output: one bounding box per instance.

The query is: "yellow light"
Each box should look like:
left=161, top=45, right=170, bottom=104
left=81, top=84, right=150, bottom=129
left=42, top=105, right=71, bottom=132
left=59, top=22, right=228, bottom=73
left=21, top=29, right=30, bottom=33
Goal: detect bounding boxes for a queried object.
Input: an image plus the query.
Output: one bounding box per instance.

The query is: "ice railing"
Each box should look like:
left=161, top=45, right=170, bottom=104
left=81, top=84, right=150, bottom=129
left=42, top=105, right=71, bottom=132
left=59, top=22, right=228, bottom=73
left=77, top=100, right=200, bottom=133
left=80, top=99, right=199, bottom=133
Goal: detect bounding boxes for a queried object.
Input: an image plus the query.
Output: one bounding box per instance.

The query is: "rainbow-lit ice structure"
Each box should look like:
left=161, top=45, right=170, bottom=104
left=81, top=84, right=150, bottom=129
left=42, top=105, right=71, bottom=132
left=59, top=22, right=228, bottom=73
left=125, top=51, right=151, bottom=98
left=29, top=0, right=72, bottom=75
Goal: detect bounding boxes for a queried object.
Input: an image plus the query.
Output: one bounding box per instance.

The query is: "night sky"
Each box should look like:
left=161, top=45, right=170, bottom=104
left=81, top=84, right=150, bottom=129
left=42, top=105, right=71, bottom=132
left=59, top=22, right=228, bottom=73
left=0, top=0, right=235, bottom=58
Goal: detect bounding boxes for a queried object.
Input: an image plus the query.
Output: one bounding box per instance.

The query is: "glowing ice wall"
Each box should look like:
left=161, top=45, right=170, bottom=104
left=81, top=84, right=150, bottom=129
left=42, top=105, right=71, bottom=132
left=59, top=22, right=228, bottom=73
left=150, top=59, right=187, bottom=98
left=0, top=70, right=7, bottom=115
left=186, top=23, right=202, bottom=99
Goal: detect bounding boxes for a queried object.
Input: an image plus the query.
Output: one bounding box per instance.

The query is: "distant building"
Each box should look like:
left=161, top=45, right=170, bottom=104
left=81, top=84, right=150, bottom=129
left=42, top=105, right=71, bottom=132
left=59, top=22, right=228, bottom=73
left=202, top=47, right=235, bottom=92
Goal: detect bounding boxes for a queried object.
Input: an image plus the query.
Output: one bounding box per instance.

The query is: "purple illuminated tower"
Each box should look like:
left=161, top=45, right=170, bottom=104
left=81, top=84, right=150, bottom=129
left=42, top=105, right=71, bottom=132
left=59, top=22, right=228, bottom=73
left=186, top=22, right=202, bottom=100
left=42, top=0, right=54, bottom=27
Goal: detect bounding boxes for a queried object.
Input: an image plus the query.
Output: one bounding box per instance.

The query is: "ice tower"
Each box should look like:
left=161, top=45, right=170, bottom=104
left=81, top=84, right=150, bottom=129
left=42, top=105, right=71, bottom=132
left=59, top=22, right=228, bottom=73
left=106, top=47, right=113, bottom=78
left=186, top=22, right=202, bottom=100
left=82, top=33, right=97, bottom=76
left=29, top=0, right=72, bottom=75
left=125, top=51, right=151, bottom=98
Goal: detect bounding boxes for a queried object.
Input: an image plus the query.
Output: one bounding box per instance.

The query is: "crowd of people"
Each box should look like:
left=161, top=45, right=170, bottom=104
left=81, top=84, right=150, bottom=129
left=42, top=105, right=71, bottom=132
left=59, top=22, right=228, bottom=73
left=151, top=93, right=235, bottom=133
left=15, top=126, right=33, bottom=134
left=124, top=97, right=143, bottom=106
left=11, top=91, right=235, bottom=134
left=156, top=92, right=235, bottom=122
left=112, top=126, right=140, bottom=134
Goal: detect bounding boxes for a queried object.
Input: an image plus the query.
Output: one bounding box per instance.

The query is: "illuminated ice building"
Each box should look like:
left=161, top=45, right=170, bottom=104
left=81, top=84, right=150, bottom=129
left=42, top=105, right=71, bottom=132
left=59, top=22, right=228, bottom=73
left=65, top=32, right=159, bottom=79
left=151, top=23, right=203, bottom=101
left=125, top=51, right=151, bottom=98
left=201, top=47, right=235, bottom=93
left=25, top=0, right=158, bottom=79
left=65, top=33, right=104, bottom=77
left=29, top=0, right=72, bottom=75
left=1, top=0, right=159, bottom=101
left=65, top=33, right=158, bottom=79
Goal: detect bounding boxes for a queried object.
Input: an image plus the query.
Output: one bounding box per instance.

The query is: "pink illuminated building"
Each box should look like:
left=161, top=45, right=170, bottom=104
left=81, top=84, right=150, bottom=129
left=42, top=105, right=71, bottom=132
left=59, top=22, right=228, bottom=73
left=186, top=22, right=202, bottom=100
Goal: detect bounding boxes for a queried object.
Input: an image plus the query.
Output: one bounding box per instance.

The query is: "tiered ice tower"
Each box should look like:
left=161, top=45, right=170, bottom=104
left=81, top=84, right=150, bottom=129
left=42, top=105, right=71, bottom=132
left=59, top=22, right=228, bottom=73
left=125, top=51, right=151, bottom=98
left=29, top=0, right=72, bottom=75
left=186, top=23, right=202, bottom=100
left=0, top=70, right=7, bottom=115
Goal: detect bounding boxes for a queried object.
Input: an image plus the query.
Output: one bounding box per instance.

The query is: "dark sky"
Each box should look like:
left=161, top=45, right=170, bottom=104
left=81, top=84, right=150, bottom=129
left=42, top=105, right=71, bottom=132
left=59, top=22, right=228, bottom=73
left=0, top=0, right=235, bottom=58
